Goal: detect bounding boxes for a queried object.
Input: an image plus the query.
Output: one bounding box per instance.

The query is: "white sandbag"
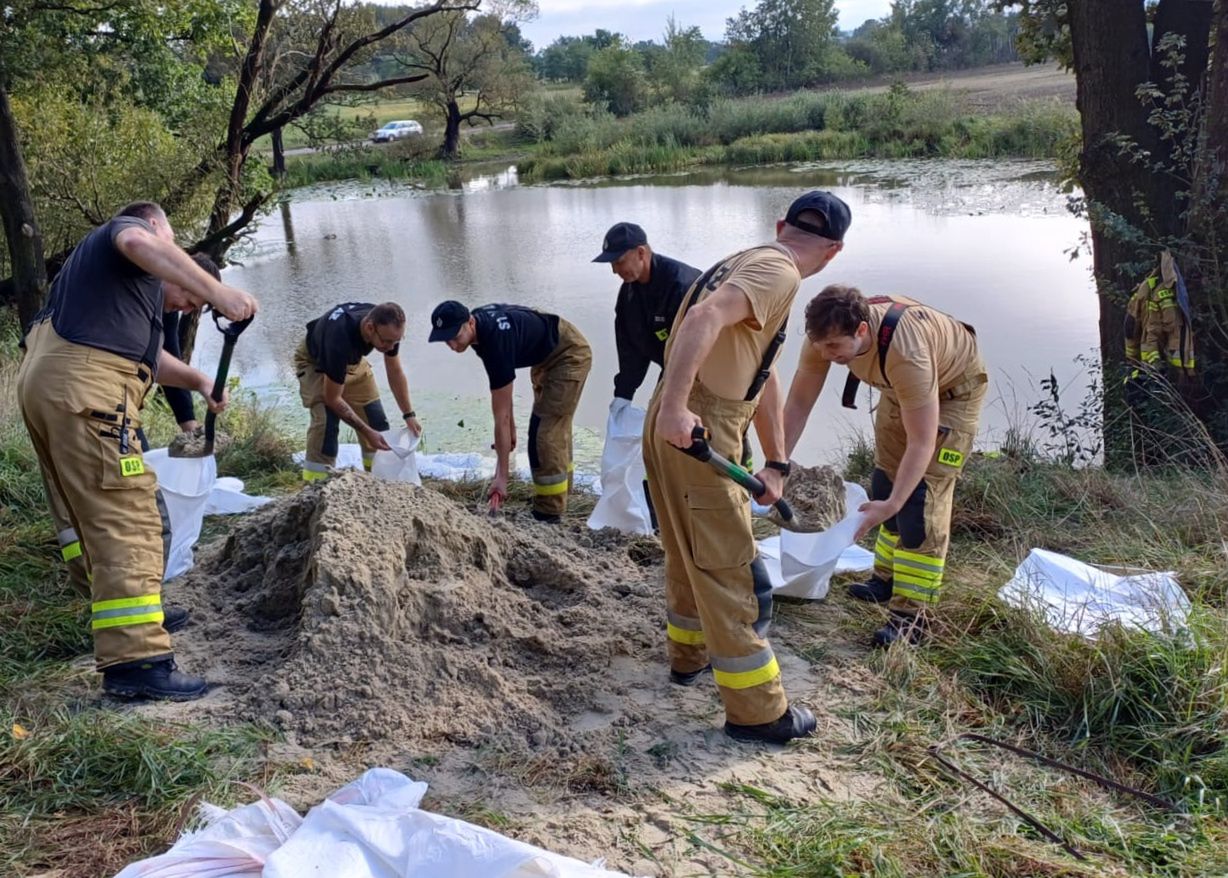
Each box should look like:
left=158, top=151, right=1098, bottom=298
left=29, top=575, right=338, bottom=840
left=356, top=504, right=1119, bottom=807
left=145, top=449, right=215, bottom=581
left=112, top=796, right=303, bottom=878
left=263, top=769, right=636, bottom=878
left=755, top=482, right=874, bottom=600
left=369, top=428, right=421, bottom=485
left=587, top=403, right=652, bottom=535
left=999, top=548, right=1191, bottom=638
left=205, top=478, right=271, bottom=516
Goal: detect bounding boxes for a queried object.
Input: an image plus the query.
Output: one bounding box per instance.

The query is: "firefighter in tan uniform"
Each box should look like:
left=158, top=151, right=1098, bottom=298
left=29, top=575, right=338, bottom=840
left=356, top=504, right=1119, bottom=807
left=295, top=302, right=422, bottom=481
left=784, top=285, right=987, bottom=646
left=645, top=190, right=849, bottom=744
left=18, top=201, right=258, bottom=700
left=44, top=253, right=222, bottom=596
left=429, top=301, right=592, bottom=521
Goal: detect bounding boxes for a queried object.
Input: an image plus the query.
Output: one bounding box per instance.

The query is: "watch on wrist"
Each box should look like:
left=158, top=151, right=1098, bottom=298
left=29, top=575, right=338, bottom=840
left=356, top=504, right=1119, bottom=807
left=765, top=460, right=791, bottom=476
left=402, top=410, right=416, bottom=420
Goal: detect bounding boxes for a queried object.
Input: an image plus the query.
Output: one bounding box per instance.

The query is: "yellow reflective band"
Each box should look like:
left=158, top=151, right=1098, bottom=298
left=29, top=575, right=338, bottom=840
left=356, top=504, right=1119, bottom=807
left=302, top=469, right=329, bottom=482
left=1141, top=351, right=1160, bottom=363
left=92, top=594, right=162, bottom=612
left=894, top=569, right=941, bottom=589
left=1155, top=287, right=1174, bottom=300
left=568, top=462, right=576, bottom=472
left=892, top=582, right=941, bottom=604
left=713, top=657, right=780, bottom=690
left=120, top=456, right=145, bottom=477
left=534, top=479, right=570, bottom=496
left=667, top=622, right=706, bottom=646
left=877, top=529, right=899, bottom=545
left=937, top=448, right=964, bottom=468
left=61, top=542, right=83, bottom=562
left=894, top=548, right=944, bottom=572
left=93, top=611, right=165, bottom=630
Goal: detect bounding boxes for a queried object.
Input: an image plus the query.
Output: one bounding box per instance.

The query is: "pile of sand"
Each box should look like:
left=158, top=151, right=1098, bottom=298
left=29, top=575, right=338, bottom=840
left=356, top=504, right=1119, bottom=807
left=781, top=463, right=847, bottom=530
left=173, top=473, right=662, bottom=751
left=167, top=426, right=233, bottom=458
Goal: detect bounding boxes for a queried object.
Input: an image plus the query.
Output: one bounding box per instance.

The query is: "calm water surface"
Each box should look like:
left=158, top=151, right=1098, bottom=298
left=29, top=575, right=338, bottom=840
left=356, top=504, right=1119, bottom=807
left=196, top=160, right=1098, bottom=470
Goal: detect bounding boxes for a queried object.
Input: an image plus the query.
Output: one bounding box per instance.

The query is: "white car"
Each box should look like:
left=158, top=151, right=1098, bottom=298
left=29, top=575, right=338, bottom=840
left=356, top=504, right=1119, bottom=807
left=371, top=120, right=423, bottom=143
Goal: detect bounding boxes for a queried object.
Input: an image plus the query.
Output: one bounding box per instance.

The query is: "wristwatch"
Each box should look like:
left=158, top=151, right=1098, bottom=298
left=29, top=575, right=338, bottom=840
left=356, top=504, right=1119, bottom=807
left=764, top=460, right=791, bottom=476
left=402, top=410, right=417, bottom=420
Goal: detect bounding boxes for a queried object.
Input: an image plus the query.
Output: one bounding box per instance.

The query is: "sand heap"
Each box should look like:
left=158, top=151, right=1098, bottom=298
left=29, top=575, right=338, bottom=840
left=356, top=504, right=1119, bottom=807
left=781, top=463, right=847, bottom=530
left=167, top=426, right=233, bottom=458
left=176, top=473, right=662, bottom=750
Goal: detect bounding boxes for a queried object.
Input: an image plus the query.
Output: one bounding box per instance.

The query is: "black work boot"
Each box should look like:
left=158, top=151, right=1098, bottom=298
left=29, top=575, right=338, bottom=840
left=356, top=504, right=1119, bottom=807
left=162, top=605, right=191, bottom=634
left=102, top=656, right=207, bottom=701
left=872, top=611, right=928, bottom=648
left=725, top=704, right=817, bottom=744
left=848, top=575, right=893, bottom=603
left=531, top=510, right=561, bottom=524
left=669, top=664, right=711, bottom=686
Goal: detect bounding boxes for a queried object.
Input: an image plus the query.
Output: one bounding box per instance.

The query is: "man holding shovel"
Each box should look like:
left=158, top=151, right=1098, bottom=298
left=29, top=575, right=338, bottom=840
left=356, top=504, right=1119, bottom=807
left=429, top=301, right=592, bottom=521
left=783, top=285, right=988, bottom=647
left=294, top=302, right=421, bottom=481
left=644, top=190, right=849, bottom=745
left=18, top=201, right=258, bottom=701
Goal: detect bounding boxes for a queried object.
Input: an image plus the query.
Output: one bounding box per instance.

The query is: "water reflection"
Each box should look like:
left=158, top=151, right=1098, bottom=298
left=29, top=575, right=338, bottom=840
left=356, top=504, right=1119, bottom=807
left=200, top=161, right=1098, bottom=470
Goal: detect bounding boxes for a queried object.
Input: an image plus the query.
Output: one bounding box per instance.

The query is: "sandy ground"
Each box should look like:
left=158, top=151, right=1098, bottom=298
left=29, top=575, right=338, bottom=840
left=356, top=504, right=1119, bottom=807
left=839, top=62, right=1077, bottom=110
left=131, top=474, right=902, bottom=877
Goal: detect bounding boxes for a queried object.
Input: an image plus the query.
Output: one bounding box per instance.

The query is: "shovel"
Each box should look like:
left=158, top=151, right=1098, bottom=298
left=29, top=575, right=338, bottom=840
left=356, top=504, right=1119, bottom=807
left=200, top=310, right=254, bottom=457
left=678, top=426, right=805, bottom=530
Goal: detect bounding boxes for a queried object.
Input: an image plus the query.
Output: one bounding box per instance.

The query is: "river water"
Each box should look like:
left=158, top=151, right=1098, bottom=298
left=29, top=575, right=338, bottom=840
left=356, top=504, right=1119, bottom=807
left=196, top=160, right=1098, bottom=470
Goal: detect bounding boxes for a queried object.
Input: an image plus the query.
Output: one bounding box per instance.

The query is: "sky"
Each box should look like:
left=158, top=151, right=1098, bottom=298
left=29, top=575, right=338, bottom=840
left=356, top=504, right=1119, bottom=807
left=519, top=0, right=894, bottom=50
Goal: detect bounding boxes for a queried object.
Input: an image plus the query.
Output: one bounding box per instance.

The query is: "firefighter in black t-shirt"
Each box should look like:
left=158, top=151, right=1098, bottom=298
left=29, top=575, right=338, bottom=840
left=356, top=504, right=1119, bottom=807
left=428, top=301, right=592, bottom=521
left=294, top=302, right=421, bottom=480
left=593, top=222, right=700, bottom=412
left=18, top=200, right=257, bottom=701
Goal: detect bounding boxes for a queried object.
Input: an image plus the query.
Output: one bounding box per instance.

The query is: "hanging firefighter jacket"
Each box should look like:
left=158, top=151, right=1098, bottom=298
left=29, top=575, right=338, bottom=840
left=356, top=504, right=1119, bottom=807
left=1124, top=250, right=1196, bottom=376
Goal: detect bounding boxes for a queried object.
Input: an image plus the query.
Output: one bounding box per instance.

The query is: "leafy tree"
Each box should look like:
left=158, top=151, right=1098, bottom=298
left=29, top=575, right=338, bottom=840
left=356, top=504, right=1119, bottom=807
left=645, top=17, right=707, bottom=104
left=722, top=0, right=841, bottom=91
left=584, top=42, right=648, bottom=116
left=396, top=4, right=538, bottom=159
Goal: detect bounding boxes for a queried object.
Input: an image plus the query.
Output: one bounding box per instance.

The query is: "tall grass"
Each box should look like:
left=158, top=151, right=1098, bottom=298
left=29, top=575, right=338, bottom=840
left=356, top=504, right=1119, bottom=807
left=519, top=88, right=1079, bottom=181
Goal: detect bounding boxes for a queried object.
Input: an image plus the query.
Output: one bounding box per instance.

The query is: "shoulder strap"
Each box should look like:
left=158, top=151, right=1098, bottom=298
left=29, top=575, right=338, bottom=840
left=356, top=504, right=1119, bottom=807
left=842, top=299, right=909, bottom=410
left=746, top=316, right=787, bottom=401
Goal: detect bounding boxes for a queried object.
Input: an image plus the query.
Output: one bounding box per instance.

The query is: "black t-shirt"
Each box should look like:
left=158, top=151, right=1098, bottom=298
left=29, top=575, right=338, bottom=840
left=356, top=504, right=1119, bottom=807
left=41, top=216, right=164, bottom=371
left=305, top=302, right=399, bottom=384
left=613, top=252, right=700, bottom=400
left=471, top=304, right=560, bottom=390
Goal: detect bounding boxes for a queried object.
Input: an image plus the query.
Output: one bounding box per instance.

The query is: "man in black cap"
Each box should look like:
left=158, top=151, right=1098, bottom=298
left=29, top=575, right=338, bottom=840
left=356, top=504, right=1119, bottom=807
left=642, top=190, right=849, bottom=745
left=429, top=301, right=592, bottom=520
left=593, top=223, right=700, bottom=410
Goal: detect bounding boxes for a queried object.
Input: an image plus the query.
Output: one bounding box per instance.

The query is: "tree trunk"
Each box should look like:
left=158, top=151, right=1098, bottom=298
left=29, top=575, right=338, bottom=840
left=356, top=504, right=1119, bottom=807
left=0, top=84, right=47, bottom=331
left=441, top=100, right=462, bottom=160
left=1069, top=0, right=1165, bottom=466
left=271, top=127, right=286, bottom=177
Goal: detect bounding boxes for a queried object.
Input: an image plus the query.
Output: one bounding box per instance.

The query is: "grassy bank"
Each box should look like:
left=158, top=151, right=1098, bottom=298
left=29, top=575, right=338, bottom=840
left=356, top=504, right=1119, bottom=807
left=2, top=318, right=1227, bottom=874
left=282, top=84, right=1078, bottom=188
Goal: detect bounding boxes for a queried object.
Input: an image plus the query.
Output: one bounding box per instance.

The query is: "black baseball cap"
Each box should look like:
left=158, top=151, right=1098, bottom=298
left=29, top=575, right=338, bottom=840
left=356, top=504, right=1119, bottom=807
left=593, top=222, right=648, bottom=263
left=428, top=300, right=471, bottom=342
left=785, top=191, right=852, bottom=242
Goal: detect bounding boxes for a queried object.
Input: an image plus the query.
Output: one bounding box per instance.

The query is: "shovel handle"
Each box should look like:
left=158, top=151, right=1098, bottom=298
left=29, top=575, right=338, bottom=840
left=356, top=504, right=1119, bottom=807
left=202, top=314, right=253, bottom=453
left=679, top=427, right=795, bottom=522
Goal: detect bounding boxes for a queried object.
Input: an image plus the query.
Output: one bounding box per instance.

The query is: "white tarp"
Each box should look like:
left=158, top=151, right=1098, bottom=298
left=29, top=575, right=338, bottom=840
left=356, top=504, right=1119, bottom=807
left=145, top=449, right=271, bottom=580
left=587, top=403, right=653, bottom=535
left=114, top=768, right=639, bottom=878
left=998, top=548, right=1192, bottom=638
left=755, top=482, right=875, bottom=600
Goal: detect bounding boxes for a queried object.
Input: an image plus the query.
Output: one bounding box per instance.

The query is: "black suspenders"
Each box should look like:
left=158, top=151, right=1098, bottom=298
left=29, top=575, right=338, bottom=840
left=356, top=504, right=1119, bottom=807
left=841, top=299, right=910, bottom=410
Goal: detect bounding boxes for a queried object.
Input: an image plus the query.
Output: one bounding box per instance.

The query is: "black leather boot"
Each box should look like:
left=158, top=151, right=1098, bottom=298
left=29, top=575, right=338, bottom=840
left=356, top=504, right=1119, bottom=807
left=725, top=704, right=817, bottom=744
left=102, top=656, right=207, bottom=701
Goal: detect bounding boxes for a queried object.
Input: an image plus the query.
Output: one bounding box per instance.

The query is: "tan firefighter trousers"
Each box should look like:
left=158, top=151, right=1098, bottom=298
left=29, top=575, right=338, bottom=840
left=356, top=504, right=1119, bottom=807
left=294, top=341, right=389, bottom=480
left=643, top=380, right=787, bottom=727
left=528, top=319, right=592, bottom=517
left=18, top=321, right=173, bottom=669
left=870, top=371, right=988, bottom=615
left=41, top=463, right=93, bottom=595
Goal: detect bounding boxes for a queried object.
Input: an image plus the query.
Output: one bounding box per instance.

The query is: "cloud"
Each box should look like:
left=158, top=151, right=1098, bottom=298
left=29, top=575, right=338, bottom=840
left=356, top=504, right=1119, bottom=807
left=520, top=0, right=893, bottom=47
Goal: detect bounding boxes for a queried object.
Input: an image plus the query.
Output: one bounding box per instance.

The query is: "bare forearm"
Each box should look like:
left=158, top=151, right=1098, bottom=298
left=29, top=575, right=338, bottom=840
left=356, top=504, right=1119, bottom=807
left=493, top=414, right=514, bottom=477
left=388, top=368, right=413, bottom=416
left=783, top=371, right=825, bottom=458
left=889, top=440, right=935, bottom=509
left=753, top=370, right=785, bottom=462
left=155, top=349, right=208, bottom=393
left=326, top=397, right=371, bottom=435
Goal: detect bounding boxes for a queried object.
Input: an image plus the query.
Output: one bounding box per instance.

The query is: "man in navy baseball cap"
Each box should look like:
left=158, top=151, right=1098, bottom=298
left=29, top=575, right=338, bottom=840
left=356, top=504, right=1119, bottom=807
left=428, top=300, right=471, bottom=343
left=592, top=222, right=649, bottom=263
left=783, top=190, right=852, bottom=242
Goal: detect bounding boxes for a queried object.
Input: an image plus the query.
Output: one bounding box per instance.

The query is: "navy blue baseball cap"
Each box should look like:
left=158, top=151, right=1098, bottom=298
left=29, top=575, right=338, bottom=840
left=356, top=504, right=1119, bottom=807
left=593, top=222, right=648, bottom=263
left=429, top=300, right=471, bottom=342
left=785, top=191, right=851, bottom=242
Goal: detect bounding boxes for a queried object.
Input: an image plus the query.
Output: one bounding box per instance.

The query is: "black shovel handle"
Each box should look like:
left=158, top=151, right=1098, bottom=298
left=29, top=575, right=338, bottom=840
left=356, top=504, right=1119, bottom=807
left=203, top=313, right=254, bottom=454
left=679, top=427, right=794, bottom=522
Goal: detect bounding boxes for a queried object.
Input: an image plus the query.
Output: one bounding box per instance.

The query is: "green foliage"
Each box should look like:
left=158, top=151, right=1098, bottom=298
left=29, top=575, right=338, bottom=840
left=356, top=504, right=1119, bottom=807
left=724, top=0, right=841, bottom=92
left=584, top=43, right=649, bottom=116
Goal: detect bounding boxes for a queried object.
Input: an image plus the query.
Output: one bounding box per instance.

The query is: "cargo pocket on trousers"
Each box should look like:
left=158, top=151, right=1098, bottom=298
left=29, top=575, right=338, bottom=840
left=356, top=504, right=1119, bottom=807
left=98, top=433, right=156, bottom=492
left=688, top=484, right=755, bottom=571
left=536, top=377, right=585, bottom=418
